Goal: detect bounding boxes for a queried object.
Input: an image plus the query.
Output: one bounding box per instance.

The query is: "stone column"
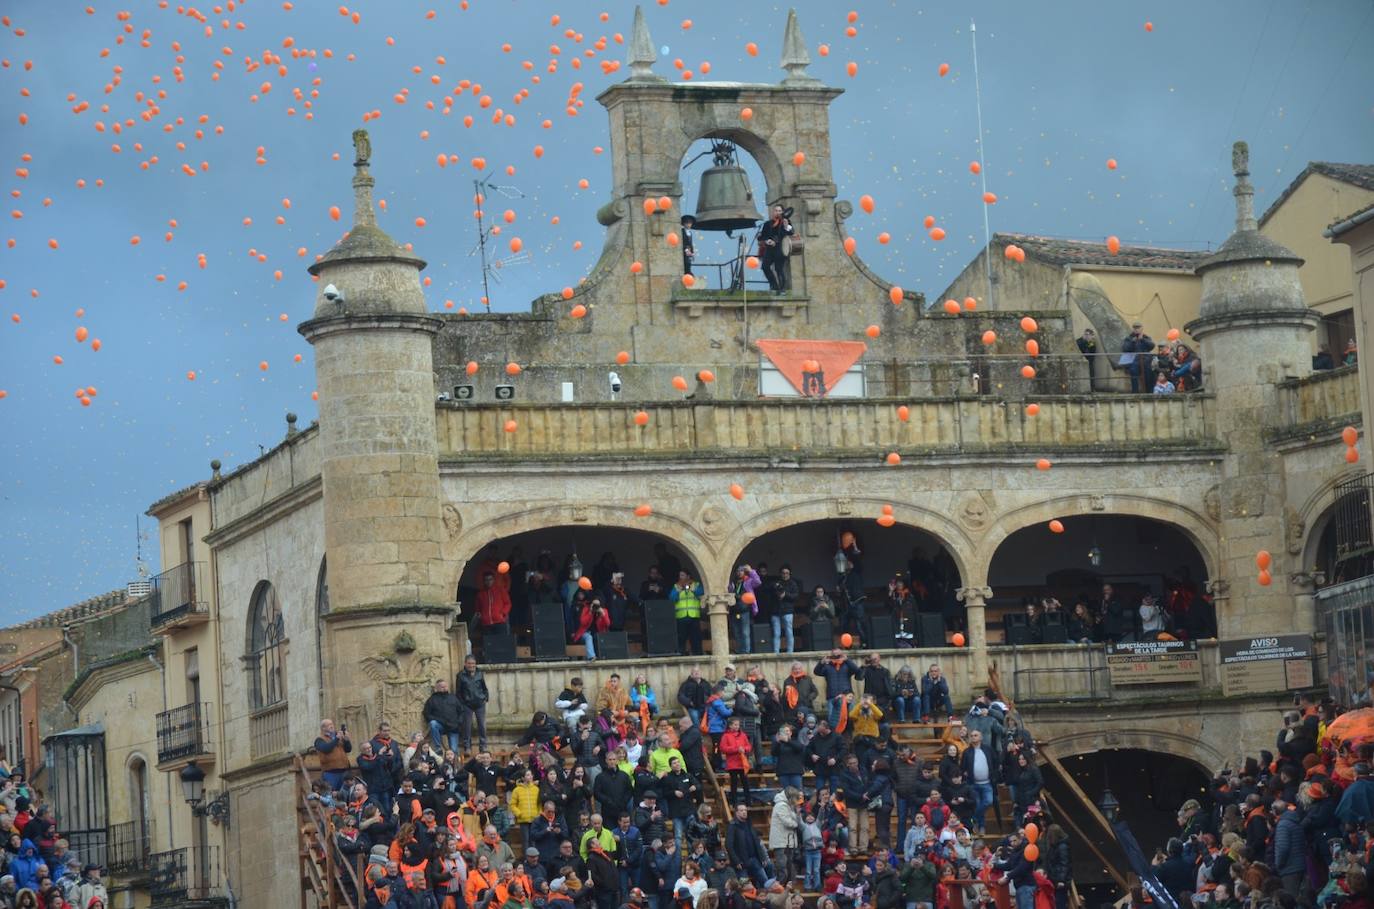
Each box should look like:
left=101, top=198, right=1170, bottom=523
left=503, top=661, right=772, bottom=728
left=1289, top=573, right=1319, bottom=635
left=706, top=594, right=733, bottom=677
left=956, top=586, right=992, bottom=694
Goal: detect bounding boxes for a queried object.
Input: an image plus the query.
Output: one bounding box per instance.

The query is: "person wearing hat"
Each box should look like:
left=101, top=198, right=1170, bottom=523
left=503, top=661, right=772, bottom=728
left=520, top=847, right=548, bottom=893
left=680, top=215, right=696, bottom=278
left=1119, top=322, right=1155, bottom=393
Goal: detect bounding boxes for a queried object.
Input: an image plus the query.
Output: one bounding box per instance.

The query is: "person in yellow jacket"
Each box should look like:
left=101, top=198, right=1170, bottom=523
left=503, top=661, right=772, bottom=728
left=508, top=768, right=542, bottom=826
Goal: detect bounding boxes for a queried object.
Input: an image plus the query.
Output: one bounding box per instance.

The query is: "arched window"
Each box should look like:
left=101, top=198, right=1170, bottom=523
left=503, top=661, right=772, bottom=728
left=247, top=581, right=286, bottom=709
left=315, top=557, right=330, bottom=617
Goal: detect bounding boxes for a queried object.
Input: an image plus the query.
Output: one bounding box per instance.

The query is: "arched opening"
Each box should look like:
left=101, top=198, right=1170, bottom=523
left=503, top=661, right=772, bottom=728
left=456, top=525, right=704, bottom=659
left=246, top=581, right=286, bottom=710
left=315, top=556, right=329, bottom=713
left=126, top=754, right=150, bottom=858
left=986, top=515, right=1209, bottom=644
left=729, top=519, right=964, bottom=652
left=1043, top=748, right=1212, bottom=895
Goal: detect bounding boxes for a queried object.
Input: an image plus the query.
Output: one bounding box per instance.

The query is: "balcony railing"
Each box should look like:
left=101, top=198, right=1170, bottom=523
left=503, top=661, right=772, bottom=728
left=1276, top=364, right=1361, bottom=430
left=149, top=845, right=226, bottom=905
left=1335, top=473, right=1374, bottom=569
left=107, top=819, right=153, bottom=877
left=150, top=561, right=209, bottom=630
left=249, top=701, right=290, bottom=760
left=155, top=703, right=212, bottom=766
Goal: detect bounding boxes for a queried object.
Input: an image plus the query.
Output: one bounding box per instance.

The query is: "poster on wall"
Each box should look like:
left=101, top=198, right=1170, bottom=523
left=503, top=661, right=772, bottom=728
left=1106, top=639, right=1202, bottom=686
left=1218, top=635, right=1314, bottom=697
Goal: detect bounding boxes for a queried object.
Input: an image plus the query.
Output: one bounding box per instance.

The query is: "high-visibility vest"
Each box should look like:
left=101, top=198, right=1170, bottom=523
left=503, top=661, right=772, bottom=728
left=674, top=587, right=702, bottom=619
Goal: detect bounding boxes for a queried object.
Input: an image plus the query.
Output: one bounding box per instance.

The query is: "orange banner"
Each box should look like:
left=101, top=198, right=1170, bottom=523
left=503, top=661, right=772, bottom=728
left=756, top=339, right=868, bottom=397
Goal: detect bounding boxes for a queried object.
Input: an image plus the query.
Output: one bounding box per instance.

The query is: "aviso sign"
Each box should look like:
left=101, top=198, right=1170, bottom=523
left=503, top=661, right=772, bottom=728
left=1219, top=635, right=1314, bottom=697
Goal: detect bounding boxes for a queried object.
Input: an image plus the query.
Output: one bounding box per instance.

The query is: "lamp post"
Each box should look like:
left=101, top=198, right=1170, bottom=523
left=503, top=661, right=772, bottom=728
left=179, top=762, right=231, bottom=827
left=1098, top=786, right=1120, bottom=825
left=833, top=548, right=849, bottom=576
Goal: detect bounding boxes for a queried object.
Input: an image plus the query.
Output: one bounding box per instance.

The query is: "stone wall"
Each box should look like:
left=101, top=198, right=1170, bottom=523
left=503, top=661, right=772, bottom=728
left=211, top=425, right=320, bottom=530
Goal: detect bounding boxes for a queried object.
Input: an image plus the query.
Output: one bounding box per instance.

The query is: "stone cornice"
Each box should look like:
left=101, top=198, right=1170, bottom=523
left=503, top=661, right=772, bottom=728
left=203, top=474, right=322, bottom=548
left=1184, top=308, right=1322, bottom=340
left=298, top=312, right=444, bottom=344
left=320, top=603, right=458, bottom=624
left=66, top=645, right=161, bottom=712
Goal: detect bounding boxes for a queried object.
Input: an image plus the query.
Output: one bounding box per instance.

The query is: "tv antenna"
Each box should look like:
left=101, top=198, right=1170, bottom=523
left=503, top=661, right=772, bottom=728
left=470, top=173, right=530, bottom=309
left=135, top=514, right=151, bottom=579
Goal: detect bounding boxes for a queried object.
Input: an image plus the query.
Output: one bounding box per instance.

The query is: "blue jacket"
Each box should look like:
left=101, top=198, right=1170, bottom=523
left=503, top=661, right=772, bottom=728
left=1336, top=779, right=1374, bottom=826
left=706, top=696, right=733, bottom=734
left=629, top=685, right=658, bottom=714
left=920, top=674, right=950, bottom=705
left=11, top=838, right=41, bottom=891
left=1272, top=809, right=1306, bottom=876
left=814, top=658, right=861, bottom=700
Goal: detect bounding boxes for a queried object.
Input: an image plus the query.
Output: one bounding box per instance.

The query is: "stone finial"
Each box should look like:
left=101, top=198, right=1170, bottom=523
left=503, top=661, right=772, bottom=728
left=351, top=128, right=378, bottom=228
left=286, top=412, right=299, bottom=438
left=780, top=9, right=819, bottom=85
left=1231, top=139, right=1256, bottom=233
left=627, top=6, right=664, bottom=82
left=210, top=459, right=222, bottom=480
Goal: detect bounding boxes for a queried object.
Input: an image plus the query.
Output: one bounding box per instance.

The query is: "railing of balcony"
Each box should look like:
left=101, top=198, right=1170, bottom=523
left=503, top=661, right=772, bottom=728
left=1277, top=364, right=1361, bottom=428
left=150, top=561, right=207, bottom=626
left=1335, top=473, right=1374, bottom=568
left=149, top=845, right=224, bottom=905
left=249, top=701, right=290, bottom=760
left=155, top=703, right=211, bottom=764
left=107, top=819, right=153, bottom=876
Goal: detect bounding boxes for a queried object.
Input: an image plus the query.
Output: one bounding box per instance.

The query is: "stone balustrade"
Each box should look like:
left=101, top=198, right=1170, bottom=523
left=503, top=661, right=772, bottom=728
left=1276, top=365, right=1361, bottom=431
left=437, top=394, right=1218, bottom=459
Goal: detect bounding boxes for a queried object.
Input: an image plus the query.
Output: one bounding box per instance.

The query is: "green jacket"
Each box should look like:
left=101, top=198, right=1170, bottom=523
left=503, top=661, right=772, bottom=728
left=900, top=861, right=939, bottom=902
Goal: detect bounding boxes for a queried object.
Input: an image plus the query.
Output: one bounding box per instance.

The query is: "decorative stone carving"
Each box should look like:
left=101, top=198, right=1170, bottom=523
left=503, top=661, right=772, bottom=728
left=1226, top=485, right=1266, bottom=519
left=352, top=129, right=371, bottom=166
left=1089, top=495, right=1106, bottom=512
left=442, top=504, right=462, bottom=540
left=956, top=586, right=993, bottom=604
left=1206, top=578, right=1230, bottom=598
left=956, top=493, right=991, bottom=532
left=338, top=703, right=371, bottom=739
left=357, top=635, right=445, bottom=739
left=833, top=498, right=853, bottom=516
left=1285, top=506, right=1305, bottom=556
left=572, top=505, right=590, bottom=523
left=1203, top=486, right=1221, bottom=523
left=699, top=505, right=730, bottom=542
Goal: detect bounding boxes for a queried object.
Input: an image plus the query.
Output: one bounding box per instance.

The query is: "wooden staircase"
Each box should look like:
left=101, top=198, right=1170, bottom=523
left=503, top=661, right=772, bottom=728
left=294, top=753, right=361, bottom=909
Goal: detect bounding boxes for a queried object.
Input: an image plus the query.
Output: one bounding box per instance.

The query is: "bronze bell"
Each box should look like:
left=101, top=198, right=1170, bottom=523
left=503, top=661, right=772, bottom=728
left=692, top=163, right=762, bottom=232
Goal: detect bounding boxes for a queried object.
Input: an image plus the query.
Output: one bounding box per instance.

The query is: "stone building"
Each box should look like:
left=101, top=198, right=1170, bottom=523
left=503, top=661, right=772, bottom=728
left=43, top=9, right=1371, bottom=907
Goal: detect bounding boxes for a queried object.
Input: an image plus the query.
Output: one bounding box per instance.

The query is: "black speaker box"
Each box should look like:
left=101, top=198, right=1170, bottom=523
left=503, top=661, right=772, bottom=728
left=596, top=631, right=629, bottom=660
left=868, top=614, right=896, bottom=650
left=1003, top=614, right=1032, bottom=647
left=752, top=622, right=773, bottom=653
left=915, top=613, right=946, bottom=648
left=532, top=602, right=568, bottom=660
left=1041, top=611, right=1068, bottom=644
left=808, top=618, right=833, bottom=652
left=483, top=631, right=518, bottom=663
left=644, top=600, right=678, bottom=656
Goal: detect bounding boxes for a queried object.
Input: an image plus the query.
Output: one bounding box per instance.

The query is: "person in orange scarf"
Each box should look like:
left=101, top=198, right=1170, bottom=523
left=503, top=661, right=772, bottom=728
left=719, top=716, right=754, bottom=805
left=464, top=853, right=501, bottom=909
left=783, top=662, right=819, bottom=717
left=813, top=650, right=861, bottom=730
left=596, top=674, right=631, bottom=714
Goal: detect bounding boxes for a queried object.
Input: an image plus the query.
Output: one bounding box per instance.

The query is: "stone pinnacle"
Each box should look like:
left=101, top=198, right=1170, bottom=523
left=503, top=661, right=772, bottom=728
left=627, top=6, right=664, bottom=82
left=780, top=9, right=819, bottom=85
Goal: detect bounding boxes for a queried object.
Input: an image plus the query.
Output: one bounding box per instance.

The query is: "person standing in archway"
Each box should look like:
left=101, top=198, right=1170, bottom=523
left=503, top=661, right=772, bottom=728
left=670, top=571, right=705, bottom=656
left=757, top=205, right=793, bottom=294
left=681, top=215, right=696, bottom=277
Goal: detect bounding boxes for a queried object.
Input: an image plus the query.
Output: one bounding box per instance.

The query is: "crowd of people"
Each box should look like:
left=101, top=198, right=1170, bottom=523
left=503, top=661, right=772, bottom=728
left=1010, top=578, right=1217, bottom=646
left=308, top=652, right=1076, bottom=909
left=1143, top=693, right=1369, bottom=909
left=1075, top=324, right=1205, bottom=394
left=0, top=759, right=110, bottom=909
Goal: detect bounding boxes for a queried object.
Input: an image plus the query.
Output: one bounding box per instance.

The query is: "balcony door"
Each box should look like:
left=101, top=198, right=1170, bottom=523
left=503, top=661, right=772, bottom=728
left=127, top=756, right=150, bottom=856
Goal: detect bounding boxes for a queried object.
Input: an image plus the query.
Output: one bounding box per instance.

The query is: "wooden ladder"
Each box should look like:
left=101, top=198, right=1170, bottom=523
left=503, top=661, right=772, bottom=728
left=294, top=753, right=362, bottom=909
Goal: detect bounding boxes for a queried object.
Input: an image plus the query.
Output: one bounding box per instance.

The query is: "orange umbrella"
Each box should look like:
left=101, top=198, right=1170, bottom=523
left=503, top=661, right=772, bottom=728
left=1322, top=708, right=1374, bottom=781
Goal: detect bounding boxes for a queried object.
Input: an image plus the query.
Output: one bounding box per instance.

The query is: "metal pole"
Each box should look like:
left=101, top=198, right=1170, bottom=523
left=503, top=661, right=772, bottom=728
left=474, top=178, right=493, bottom=309
left=970, top=20, right=993, bottom=310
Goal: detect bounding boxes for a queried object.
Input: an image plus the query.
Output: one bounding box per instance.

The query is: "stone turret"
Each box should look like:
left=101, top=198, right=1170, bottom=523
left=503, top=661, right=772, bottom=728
left=1186, top=141, right=1321, bottom=635
left=299, top=131, right=455, bottom=727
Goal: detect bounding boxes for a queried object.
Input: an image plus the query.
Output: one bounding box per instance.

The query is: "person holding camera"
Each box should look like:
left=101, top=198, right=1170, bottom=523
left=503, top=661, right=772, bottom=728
left=572, top=598, right=612, bottom=661
left=315, top=718, right=353, bottom=793
left=757, top=204, right=794, bottom=293
left=669, top=570, right=706, bottom=656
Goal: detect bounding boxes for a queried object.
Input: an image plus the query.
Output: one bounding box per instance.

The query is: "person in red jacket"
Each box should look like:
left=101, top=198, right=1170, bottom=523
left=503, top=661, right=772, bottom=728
left=572, top=599, right=611, bottom=661
left=475, top=572, right=512, bottom=637
left=719, top=716, right=754, bottom=805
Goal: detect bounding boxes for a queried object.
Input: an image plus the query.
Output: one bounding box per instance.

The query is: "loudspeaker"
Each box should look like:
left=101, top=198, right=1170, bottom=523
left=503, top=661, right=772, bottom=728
left=752, top=622, right=773, bottom=653
left=915, top=613, right=946, bottom=648
left=597, top=631, right=629, bottom=660
left=868, top=614, right=896, bottom=650
left=644, top=600, right=678, bottom=656
left=483, top=631, right=517, bottom=663
left=1003, top=613, right=1032, bottom=647
left=532, top=602, right=568, bottom=660
left=808, top=619, right=833, bottom=652
left=1041, top=611, right=1068, bottom=644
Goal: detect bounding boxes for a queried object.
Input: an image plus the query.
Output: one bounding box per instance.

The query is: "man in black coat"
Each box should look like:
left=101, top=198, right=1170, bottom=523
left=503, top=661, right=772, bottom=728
left=1120, top=321, right=1155, bottom=393
left=456, top=656, right=490, bottom=752
left=593, top=754, right=635, bottom=822
left=676, top=716, right=706, bottom=777
left=1155, top=838, right=1194, bottom=904
left=805, top=719, right=846, bottom=793
left=680, top=215, right=696, bottom=277
left=726, top=803, right=775, bottom=888
left=676, top=668, right=711, bottom=727
left=423, top=680, right=465, bottom=754
left=757, top=204, right=794, bottom=293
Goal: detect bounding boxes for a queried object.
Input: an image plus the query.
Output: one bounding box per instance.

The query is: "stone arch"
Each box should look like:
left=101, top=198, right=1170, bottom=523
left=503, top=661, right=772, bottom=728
left=720, top=498, right=976, bottom=588
left=442, top=503, right=718, bottom=597
left=1295, top=470, right=1367, bottom=571
left=689, top=127, right=787, bottom=208
left=1038, top=727, right=1225, bottom=775
left=125, top=751, right=152, bottom=845
left=971, top=495, right=1220, bottom=586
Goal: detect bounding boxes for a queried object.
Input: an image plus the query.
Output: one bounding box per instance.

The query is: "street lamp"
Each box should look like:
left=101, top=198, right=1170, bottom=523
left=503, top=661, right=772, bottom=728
left=179, top=762, right=231, bottom=827
left=833, top=548, right=849, bottom=576
left=1098, top=786, right=1120, bottom=824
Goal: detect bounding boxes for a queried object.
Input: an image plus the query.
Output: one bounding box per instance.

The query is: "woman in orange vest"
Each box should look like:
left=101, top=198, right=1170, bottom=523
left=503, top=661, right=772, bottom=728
left=465, top=853, right=501, bottom=909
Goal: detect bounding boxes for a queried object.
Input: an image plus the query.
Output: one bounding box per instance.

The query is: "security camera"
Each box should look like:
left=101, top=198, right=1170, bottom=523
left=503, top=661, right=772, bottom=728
left=322, top=283, right=344, bottom=303
left=436, top=392, right=451, bottom=402
left=608, top=371, right=622, bottom=394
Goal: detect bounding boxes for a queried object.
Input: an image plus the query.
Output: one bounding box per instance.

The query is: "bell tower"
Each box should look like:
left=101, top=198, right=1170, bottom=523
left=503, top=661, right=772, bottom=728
left=1185, top=141, right=1322, bottom=634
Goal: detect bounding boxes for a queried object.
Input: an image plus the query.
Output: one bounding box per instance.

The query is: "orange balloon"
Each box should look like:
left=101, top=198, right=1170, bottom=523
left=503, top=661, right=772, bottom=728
left=1258, top=570, right=1272, bottom=587
left=742, top=591, right=756, bottom=605
left=570, top=304, right=587, bottom=318
left=952, top=632, right=965, bottom=647
left=897, top=405, right=910, bottom=422
left=509, top=237, right=523, bottom=253
left=943, top=300, right=960, bottom=315
left=259, top=361, right=269, bottom=371
left=964, top=297, right=978, bottom=311
left=1106, top=159, right=1118, bottom=170
left=1256, top=550, right=1272, bottom=570
left=923, top=215, right=935, bottom=229
left=634, top=504, right=653, bottom=517
left=466, top=361, right=479, bottom=376
left=982, top=330, right=997, bottom=346
left=846, top=61, right=858, bottom=77
left=672, top=375, right=689, bottom=391
left=745, top=42, right=759, bottom=56
left=841, top=633, right=854, bottom=648
left=1023, top=844, right=1039, bottom=862
left=938, top=62, right=950, bottom=77
left=983, top=192, right=997, bottom=204
left=497, top=561, right=511, bottom=574
left=746, top=256, right=760, bottom=269
left=506, top=362, right=522, bottom=375
left=186, top=371, right=196, bottom=381
left=682, top=274, right=696, bottom=288
left=1106, top=235, right=1121, bottom=255
left=860, top=194, right=875, bottom=214
left=877, top=514, right=896, bottom=528
left=739, top=107, right=753, bottom=121
left=666, top=232, right=680, bottom=247
left=504, top=419, right=518, bottom=433
left=878, top=232, right=891, bottom=245
left=793, top=151, right=806, bottom=166
left=634, top=411, right=649, bottom=426
left=1036, top=458, right=1052, bottom=471
left=885, top=452, right=901, bottom=465
left=1020, top=316, right=1039, bottom=333
left=969, top=161, right=981, bottom=175
left=630, top=261, right=644, bottom=274
left=730, top=483, right=745, bottom=500
left=866, top=325, right=881, bottom=339
left=579, top=576, right=593, bottom=590
left=1021, top=365, right=1036, bottom=379
left=75, top=326, right=89, bottom=342
left=697, top=370, right=715, bottom=383
left=1048, top=520, right=1064, bottom=534
left=929, top=227, right=946, bottom=241
left=882, top=504, right=894, bottom=515
left=1025, top=339, right=1040, bottom=357
left=1026, top=403, right=1040, bottom=416
left=643, top=198, right=658, bottom=216
left=561, top=287, right=575, bottom=300
left=889, top=286, right=904, bottom=306
left=1167, top=328, right=1181, bottom=342
left=616, top=351, right=631, bottom=365
left=1025, top=823, right=1040, bottom=843
left=1343, top=426, right=1359, bottom=446
left=1348, top=446, right=1361, bottom=464
left=843, top=237, right=857, bottom=256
